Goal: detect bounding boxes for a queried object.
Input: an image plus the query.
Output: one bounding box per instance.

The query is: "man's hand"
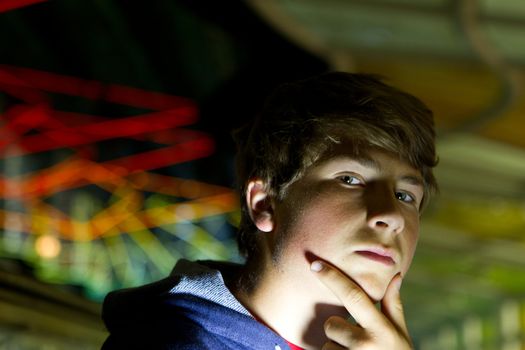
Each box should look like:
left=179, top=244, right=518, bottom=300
left=311, top=261, right=413, bottom=350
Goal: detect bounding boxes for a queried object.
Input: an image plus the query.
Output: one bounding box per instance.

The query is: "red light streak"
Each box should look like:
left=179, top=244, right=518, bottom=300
left=0, top=132, right=215, bottom=200
left=0, top=0, right=47, bottom=13
left=0, top=65, right=218, bottom=206
left=0, top=65, right=193, bottom=110
left=0, top=65, right=234, bottom=247
left=105, top=138, right=214, bottom=173
left=0, top=106, right=198, bottom=156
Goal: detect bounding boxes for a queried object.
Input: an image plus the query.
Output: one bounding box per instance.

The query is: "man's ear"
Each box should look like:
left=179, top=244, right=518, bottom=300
left=246, top=179, right=274, bottom=232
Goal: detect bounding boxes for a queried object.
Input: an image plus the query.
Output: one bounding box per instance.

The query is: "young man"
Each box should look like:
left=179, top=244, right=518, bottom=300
left=102, top=72, right=438, bottom=349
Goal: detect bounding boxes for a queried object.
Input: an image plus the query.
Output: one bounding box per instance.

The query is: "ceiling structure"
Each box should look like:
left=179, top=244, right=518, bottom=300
left=0, top=0, right=524, bottom=348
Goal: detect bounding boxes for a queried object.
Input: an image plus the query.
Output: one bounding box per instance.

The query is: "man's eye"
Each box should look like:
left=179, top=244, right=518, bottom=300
left=339, top=175, right=362, bottom=185
left=395, top=191, right=415, bottom=203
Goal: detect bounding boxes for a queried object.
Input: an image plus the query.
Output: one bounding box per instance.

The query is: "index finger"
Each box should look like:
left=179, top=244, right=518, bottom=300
left=311, top=260, right=388, bottom=330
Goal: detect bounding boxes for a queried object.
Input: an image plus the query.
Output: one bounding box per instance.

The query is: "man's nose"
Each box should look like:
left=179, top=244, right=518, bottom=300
left=365, top=184, right=405, bottom=234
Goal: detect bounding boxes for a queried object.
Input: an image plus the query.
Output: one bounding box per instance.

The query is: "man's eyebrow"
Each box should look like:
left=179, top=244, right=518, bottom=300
left=352, top=155, right=381, bottom=171
left=400, top=175, right=424, bottom=187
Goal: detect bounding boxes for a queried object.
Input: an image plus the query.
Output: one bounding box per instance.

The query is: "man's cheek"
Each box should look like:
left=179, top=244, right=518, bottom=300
left=402, top=237, right=419, bottom=274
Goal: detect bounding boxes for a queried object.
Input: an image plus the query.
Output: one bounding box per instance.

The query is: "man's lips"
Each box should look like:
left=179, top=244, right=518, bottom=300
left=355, top=248, right=396, bottom=266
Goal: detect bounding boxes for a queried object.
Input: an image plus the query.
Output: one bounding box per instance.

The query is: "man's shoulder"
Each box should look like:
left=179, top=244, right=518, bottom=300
left=100, top=260, right=291, bottom=349
left=101, top=292, right=256, bottom=349
left=101, top=259, right=234, bottom=327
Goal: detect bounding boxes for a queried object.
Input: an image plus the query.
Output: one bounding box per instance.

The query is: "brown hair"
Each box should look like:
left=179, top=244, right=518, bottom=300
left=233, top=72, right=438, bottom=260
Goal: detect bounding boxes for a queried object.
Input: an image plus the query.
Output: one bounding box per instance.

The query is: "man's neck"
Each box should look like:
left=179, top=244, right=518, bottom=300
left=231, top=263, right=348, bottom=349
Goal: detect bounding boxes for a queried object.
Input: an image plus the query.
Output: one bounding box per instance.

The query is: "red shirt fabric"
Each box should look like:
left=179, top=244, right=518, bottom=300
left=286, top=340, right=305, bottom=350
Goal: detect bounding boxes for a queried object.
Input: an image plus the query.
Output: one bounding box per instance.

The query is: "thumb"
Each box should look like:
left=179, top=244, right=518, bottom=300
left=381, top=274, right=409, bottom=338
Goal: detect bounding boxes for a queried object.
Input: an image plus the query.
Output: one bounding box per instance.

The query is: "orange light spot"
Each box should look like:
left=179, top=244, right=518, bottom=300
left=35, top=235, right=61, bottom=259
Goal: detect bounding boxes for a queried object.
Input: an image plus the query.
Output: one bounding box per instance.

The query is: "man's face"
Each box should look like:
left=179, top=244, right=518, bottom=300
left=270, top=145, right=424, bottom=303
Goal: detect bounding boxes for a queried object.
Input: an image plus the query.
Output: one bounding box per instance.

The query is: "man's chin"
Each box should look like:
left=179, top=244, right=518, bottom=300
left=353, top=275, right=390, bottom=303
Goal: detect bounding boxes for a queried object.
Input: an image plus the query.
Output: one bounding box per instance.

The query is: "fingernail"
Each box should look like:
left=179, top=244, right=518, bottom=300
left=394, top=276, right=402, bottom=291
left=310, top=261, right=324, bottom=272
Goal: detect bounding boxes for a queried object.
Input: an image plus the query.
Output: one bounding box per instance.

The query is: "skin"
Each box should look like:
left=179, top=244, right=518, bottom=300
left=311, top=260, right=411, bottom=349
left=234, top=145, right=423, bottom=349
